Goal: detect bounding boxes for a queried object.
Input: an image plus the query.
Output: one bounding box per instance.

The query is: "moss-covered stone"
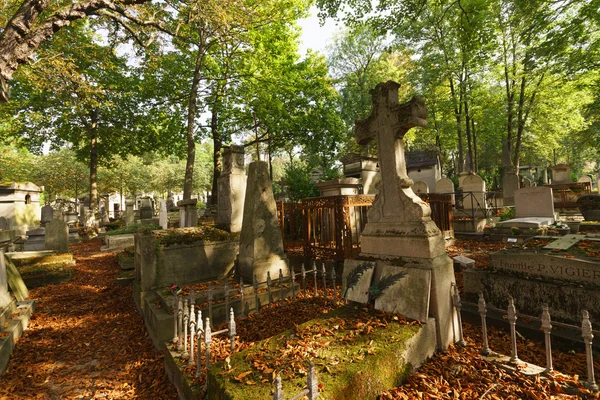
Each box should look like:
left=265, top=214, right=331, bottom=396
left=206, top=306, right=428, bottom=400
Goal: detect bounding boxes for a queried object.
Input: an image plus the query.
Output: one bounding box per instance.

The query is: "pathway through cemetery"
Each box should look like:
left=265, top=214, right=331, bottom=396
left=0, top=239, right=177, bottom=399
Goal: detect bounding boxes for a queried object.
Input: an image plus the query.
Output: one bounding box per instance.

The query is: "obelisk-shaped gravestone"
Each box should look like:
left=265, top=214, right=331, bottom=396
left=237, top=161, right=288, bottom=283
left=218, top=145, right=247, bottom=233
left=343, top=81, right=459, bottom=350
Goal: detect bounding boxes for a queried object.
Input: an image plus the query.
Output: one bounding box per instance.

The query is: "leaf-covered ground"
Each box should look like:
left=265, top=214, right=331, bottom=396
left=0, top=239, right=177, bottom=399
left=1, top=236, right=599, bottom=399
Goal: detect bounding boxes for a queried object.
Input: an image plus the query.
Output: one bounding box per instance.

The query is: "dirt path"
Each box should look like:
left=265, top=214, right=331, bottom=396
left=0, top=239, right=177, bottom=399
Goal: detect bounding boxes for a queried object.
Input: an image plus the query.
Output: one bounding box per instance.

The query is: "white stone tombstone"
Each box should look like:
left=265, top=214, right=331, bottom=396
left=237, top=161, right=288, bottom=283
left=435, top=177, right=455, bottom=205
left=412, top=181, right=429, bottom=194
left=125, top=200, right=135, bottom=227
left=515, top=186, right=555, bottom=219
left=217, top=145, right=247, bottom=233
left=45, top=219, right=69, bottom=253
left=159, top=200, right=168, bottom=230
left=461, top=174, right=486, bottom=210
left=343, top=81, right=458, bottom=349
left=579, top=175, right=592, bottom=185
left=502, top=172, right=519, bottom=206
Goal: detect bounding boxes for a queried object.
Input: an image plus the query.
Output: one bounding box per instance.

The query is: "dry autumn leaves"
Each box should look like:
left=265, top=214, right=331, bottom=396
left=0, top=238, right=598, bottom=399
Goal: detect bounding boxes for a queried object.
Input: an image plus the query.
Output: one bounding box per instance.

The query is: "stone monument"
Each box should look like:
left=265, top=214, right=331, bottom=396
left=125, top=200, right=135, bottom=227
left=178, top=199, right=197, bottom=228
left=159, top=200, right=168, bottom=230
left=342, top=81, right=458, bottom=350
left=217, top=145, right=247, bottom=233
left=502, top=172, right=519, bottom=207
left=237, top=161, right=289, bottom=283
left=45, top=219, right=69, bottom=253
left=40, top=204, right=54, bottom=227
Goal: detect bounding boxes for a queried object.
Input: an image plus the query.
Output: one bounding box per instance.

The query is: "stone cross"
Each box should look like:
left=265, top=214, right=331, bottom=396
left=355, top=81, right=428, bottom=223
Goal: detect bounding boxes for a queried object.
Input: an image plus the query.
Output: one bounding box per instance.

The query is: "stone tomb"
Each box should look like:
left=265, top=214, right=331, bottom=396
left=342, top=81, right=459, bottom=350
left=125, top=200, right=135, bottom=227
left=497, top=186, right=555, bottom=229
left=502, top=172, right=519, bottom=207
left=178, top=199, right=197, bottom=228
left=464, top=236, right=600, bottom=325
left=217, top=145, right=246, bottom=233
left=460, top=174, right=486, bottom=213
left=412, top=181, right=429, bottom=194
left=237, top=161, right=289, bottom=283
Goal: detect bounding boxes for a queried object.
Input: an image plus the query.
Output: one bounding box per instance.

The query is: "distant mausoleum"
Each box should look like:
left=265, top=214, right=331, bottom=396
left=0, top=182, right=42, bottom=233
left=406, top=150, right=441, bottom=193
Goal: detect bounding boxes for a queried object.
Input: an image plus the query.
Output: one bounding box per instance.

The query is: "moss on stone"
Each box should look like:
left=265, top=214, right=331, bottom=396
left=207, top=305, right=421, bottom=400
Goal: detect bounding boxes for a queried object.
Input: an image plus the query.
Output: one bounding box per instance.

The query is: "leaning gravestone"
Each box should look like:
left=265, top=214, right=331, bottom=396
left=342, top=81, right=458, bottom=350
left=45, top=219, right=69, bottom=253
left=218, top=145, right=247, bottom=233
left=237, top=161, right=289, bottom=283
left=0, top=252, right=13, bottom=310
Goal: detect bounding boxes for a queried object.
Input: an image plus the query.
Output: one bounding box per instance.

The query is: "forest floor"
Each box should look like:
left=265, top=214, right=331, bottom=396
left=0, top=237, right=599, bottom=399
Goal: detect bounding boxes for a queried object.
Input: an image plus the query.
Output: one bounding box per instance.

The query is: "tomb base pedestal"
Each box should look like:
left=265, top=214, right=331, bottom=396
left=343, top=253, right=458, bottom=351
left=238, top=254, right=289, bottom=284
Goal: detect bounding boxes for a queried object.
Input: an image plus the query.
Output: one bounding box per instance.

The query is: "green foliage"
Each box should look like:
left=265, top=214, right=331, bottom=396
left=499, top=207, right=516, bottom=221
left=282, top=164, right=320, bottom=202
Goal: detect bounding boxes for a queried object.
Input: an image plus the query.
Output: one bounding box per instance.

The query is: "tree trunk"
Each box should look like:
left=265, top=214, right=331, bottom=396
left=209, top=79, right=227, bottom=207
left=464, top=99, right=473, bottom=173
left=471, top=118, right=478, bottom=172
left=0, top=0, right=148, bottom=102
left=88, top=110, right=99, bottom=214
left=448, top=77, right=464, bottom=173
left=182, top=49, right=204, bottom=200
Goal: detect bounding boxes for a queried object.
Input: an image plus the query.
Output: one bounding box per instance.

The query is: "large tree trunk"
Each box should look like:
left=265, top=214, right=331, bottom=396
left=448, top=77, right=464, bottom=173
left=0, top=0, right=148, bottom=102
left=182, top=49, right=204, bottom=200
left=88, top=110, right=99, bottom=213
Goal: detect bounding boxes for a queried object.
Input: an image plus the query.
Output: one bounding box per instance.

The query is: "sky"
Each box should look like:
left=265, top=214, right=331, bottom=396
left=297, top=7, right=342, bottom=56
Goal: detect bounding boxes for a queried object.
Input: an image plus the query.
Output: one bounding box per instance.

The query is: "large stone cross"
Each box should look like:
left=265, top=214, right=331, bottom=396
left=355, top=81, right=429, bottom=223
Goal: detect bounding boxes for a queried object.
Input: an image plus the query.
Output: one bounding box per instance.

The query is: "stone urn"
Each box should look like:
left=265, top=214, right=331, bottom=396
left=566, top=221, right=581, bottom=234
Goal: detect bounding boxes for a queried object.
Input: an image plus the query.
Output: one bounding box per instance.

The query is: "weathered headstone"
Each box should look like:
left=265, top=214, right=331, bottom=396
left=343, top=81, right=458, bottom=349
left=502, top=172, right=519, bottom=206
left=515, top=187, right=554, bottom=219
left=218, top=145, right=247, bottom=233
left=579, top=175, right=592, bottom=185
left=125, top=200, right=135, bottom=227
left=40, top=205, right=54, bottom=227
left=550, top=164, right=572, bottom=184
left=178, top=199, right=197, bottom=228
left=0, top=217, right=8, bottom=231
left=461, top=174, right=486, bottom=211
left=159, top=200, right=168, bottom=230
left=435, top=177, right=455, bottom=205
left=139, top=197, right=154, bottom=219
left=237, top=161, right=289, bottom=283
left=45, top=219, right=69, bottom=253
left=412, top=181, right=429, bottom=194
left=577, top=194, right=600, bottom=221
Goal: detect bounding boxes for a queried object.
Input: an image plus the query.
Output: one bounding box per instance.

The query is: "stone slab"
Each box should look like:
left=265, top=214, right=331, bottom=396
left=543, top=234, right=585, bottom=250
left=453, top=255, right=475, bottom=268
left=496, top=217, right=554, bottom=229
left=490, top=251, right=600, bottom=286
left=342, top=259, right=376, bottom=304
left=374, top=263, right=431, bottom=323
left=45, top=219, right=69, bottom=253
